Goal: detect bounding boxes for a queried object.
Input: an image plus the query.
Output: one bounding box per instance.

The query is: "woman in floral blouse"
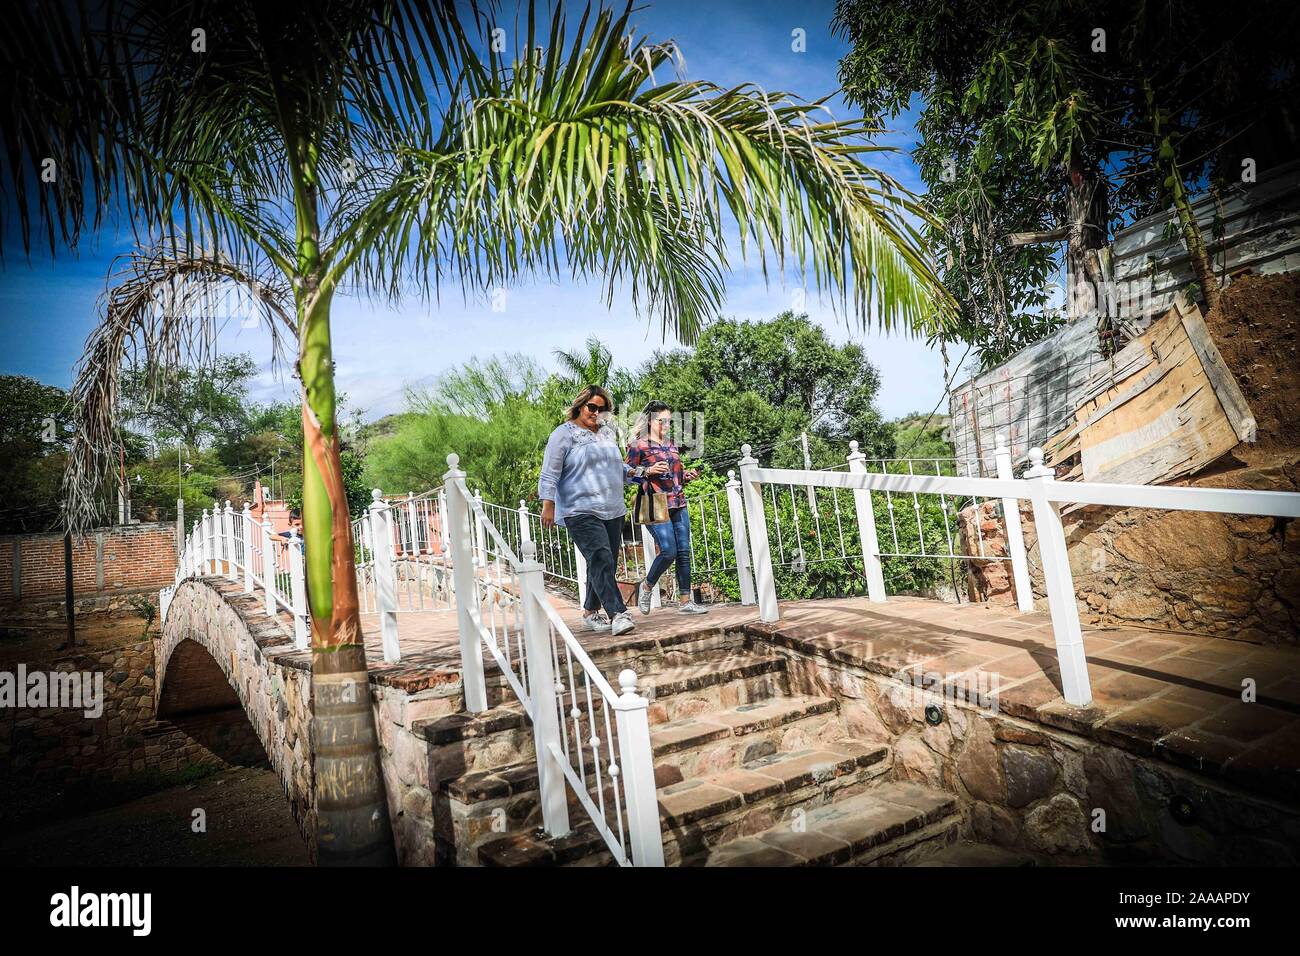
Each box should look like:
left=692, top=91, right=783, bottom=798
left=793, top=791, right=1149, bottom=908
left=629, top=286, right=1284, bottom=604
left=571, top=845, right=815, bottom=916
left=625, top=401, right=708, bottom=615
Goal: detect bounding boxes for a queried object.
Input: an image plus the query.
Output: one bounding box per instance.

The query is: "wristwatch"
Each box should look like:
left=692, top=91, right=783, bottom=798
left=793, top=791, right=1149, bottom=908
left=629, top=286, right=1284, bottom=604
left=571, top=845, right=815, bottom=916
left=633, top=465, right=648, bottom=478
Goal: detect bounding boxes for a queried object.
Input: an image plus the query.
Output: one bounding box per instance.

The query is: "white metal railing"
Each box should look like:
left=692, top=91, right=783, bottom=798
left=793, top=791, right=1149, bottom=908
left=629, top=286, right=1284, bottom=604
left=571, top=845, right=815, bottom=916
left=479, top=477, right=753, bottom=607
left=442, top=453, right=664, bottom=866
left=169, top=500, right=310, bottom=649
left=737, top=438, right=1300, bottom=707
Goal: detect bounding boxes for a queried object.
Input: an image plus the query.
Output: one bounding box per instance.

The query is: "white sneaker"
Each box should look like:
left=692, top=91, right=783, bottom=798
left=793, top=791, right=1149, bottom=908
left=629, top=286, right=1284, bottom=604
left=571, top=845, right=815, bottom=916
left=582, top=611, right=612, bottom=632
left=610, top=611, right=636, bottom=636
left=637, top=580, right=654, bottom=615
left=678, top=601, right=709, bottom=615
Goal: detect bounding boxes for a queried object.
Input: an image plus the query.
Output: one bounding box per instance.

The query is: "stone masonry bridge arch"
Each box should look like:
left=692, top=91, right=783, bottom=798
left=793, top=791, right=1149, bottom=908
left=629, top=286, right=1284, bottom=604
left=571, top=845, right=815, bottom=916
left=158, top=576, right=317, bottom=855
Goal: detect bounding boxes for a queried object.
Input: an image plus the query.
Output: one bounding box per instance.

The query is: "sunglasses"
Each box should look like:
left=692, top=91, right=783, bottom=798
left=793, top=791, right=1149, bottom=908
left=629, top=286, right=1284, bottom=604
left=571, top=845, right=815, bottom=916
left=584, top=401, right=607, bottom=413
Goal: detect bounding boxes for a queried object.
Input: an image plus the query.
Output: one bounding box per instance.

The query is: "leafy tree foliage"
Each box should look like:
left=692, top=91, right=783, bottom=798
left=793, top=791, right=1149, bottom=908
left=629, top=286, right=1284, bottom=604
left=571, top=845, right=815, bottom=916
left=834, top=0, right=1300, bottom=365
left=0, top=376, right=72, bottom=531
left=635, top=312, right=895, bottom=468
left=119, top=354, right=259, bottom=450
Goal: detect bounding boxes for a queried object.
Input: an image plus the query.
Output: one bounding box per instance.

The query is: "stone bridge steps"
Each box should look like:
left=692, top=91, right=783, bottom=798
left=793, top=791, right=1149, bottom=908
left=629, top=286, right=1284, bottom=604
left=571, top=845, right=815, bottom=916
left=477, top=626, right=761, bottom=709
left=698, top=782, right=961, bottom=866
left=442, top=693, right=854, bottom=807
left=426, top=629, right=968, bottom=867
left=478, top=779, right=963, bottom=867
left=419, top=649, right=796, bottom=782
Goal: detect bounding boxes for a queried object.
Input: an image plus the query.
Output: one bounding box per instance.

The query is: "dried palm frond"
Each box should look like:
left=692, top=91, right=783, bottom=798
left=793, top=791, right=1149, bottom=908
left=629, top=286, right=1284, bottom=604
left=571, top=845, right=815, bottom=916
left=62, top=244, right=294, bottom=531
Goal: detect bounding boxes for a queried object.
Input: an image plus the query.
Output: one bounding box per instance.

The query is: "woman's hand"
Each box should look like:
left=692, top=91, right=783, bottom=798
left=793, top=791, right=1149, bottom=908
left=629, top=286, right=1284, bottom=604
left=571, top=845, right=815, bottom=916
left=541, top=500, right=556, bottom=529
left=684, top=468, right=700, bottom=482
left=648, top=460, right=671, bottom=477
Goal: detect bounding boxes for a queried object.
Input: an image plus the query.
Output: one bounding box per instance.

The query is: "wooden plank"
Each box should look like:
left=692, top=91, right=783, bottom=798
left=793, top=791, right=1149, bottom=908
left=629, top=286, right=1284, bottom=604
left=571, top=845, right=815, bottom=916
left=1177, top=304, right=1258, bottom=443
left=1074, top=305, right=1242, bottom=485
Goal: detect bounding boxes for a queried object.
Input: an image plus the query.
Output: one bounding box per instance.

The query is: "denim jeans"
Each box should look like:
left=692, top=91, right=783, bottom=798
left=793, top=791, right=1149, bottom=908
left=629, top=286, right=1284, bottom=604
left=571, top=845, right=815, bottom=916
left=565, top=513, right=628, bottom=617
left=645, top=506, right=692, bottom=596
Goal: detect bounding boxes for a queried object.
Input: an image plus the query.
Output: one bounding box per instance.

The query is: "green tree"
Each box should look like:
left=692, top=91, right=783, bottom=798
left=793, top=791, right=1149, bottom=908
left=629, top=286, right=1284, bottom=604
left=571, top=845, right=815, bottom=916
left=0, top=376, right=71, bottom=532
left=13, top=0, right=950, bottom=864
left=552, top=336, right=638, bottom=408
left=119, top=354, right=257, bottom=450
left=638, top=312, right=895, bottom=467
left=366, top=354, right=559, bottom=507
left=834, top=0, right=1300, bottom=364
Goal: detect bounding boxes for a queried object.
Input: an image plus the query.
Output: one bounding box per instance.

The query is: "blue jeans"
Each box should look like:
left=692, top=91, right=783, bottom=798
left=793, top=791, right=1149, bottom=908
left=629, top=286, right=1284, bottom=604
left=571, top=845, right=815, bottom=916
left=566, top=513, right=628, bottom=617
left=645, top=507, right=692, bottom=596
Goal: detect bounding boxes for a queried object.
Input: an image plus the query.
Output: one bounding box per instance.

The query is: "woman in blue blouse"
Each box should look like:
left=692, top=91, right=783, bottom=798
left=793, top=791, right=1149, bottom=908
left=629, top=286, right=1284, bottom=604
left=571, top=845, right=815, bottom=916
left=626, top=401, right=708, bottom=616
left=539, top=385, right=640, bottom=636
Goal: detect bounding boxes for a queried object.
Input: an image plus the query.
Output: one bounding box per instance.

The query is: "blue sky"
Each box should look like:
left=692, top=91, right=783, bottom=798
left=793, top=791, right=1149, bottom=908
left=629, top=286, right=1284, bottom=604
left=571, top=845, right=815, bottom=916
left=0, top=0, right=952, bottom=424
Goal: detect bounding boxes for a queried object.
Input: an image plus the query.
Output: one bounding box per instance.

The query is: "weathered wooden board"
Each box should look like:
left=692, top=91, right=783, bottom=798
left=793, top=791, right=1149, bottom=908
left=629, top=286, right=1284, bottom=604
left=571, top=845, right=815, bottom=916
left=1073, top=303, right=1251, bottom=484
left=950, top=159, right=1292, bottom=474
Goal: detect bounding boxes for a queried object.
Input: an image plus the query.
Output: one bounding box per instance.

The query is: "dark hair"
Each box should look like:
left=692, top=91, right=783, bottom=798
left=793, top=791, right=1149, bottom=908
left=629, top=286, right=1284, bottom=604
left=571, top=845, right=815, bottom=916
left=566, top=384, right=614, bottom=420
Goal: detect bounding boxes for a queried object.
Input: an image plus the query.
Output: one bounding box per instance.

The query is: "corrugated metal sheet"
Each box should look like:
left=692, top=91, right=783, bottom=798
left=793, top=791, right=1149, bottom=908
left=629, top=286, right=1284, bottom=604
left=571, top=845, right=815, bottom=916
left=1111, top=159, right=1300, bottom=324
left=948, top=320, right=1107, bottom=475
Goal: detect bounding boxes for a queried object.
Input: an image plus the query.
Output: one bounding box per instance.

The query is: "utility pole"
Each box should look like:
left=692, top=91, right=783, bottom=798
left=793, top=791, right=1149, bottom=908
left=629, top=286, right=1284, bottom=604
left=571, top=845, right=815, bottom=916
left=62, top=531, right=75, bottom=649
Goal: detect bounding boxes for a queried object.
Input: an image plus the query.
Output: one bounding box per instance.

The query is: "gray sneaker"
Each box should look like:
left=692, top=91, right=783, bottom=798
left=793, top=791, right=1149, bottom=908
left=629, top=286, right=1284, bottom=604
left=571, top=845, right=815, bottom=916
left=678, top=601, right=709, bottom=615
left=610, top=611, right=636, bottom=636
left=582, top=611, right=612, bottom=632
left=637, top=580, right=654, bottom=615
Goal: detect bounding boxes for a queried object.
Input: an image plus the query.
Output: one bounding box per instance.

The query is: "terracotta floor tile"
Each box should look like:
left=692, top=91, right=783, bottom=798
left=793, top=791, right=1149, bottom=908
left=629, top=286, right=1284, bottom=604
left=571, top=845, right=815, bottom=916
left=1190, top=701, right=1295, bottom=743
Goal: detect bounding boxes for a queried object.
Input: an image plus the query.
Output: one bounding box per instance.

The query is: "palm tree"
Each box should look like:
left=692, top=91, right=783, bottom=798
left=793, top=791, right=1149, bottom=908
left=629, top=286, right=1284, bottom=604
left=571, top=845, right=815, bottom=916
left=3, top=0, right=953, bottom=865
left=552, top=336, right=637, bottom=403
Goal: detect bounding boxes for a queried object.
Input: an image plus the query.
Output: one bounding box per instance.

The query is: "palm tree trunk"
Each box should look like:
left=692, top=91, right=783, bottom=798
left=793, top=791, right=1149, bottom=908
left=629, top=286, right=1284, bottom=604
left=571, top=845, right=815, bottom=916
left=1168, top=168, right=1221, bottom=314
left=293, top=139, right=396, bottom=866
left=1145, top=82, right=1221, bottom=314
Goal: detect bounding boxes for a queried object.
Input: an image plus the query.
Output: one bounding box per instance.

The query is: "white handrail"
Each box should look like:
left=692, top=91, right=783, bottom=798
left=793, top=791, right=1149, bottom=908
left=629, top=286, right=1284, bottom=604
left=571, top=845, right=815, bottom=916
left=737, top=440, right=1300, bottom=707
left=533, top=595, right=619, bottom=701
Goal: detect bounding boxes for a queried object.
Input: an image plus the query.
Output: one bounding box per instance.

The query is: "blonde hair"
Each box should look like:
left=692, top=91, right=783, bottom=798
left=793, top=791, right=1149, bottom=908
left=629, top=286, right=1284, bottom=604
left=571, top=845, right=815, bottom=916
left=629, top=400, right=672, bottom=445
left=566, top=384, right=614, bottom=421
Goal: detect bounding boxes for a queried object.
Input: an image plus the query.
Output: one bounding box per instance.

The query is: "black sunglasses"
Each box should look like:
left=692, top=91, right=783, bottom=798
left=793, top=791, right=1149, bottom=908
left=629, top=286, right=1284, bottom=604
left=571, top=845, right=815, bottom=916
left=584, top=401, right=607, bottom=413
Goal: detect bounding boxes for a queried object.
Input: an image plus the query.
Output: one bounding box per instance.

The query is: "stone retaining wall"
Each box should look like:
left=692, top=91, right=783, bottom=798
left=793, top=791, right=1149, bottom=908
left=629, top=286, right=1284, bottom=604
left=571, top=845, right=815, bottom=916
left=777, top=644, right=1300, bottom=864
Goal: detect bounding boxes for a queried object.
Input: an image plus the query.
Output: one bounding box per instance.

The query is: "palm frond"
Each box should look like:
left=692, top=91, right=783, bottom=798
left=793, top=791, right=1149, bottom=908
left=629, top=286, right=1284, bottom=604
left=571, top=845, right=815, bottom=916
left=63, top=245, right=293, bottom=531
left=343, top=2, right=955, bottom=341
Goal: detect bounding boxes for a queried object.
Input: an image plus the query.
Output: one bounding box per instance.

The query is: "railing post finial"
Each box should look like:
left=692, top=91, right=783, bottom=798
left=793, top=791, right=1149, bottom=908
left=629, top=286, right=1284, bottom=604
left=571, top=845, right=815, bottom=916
left=1025, top=447, right=1052, bottom=479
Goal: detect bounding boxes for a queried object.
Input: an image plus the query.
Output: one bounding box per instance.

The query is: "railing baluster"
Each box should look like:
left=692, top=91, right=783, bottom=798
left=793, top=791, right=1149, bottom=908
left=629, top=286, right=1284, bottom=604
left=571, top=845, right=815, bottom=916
left=739, top=445, right=779, bottom=623
left=1025, top=449, right=1091, bottom=706
left=519, top=541, right=570, bottom=838
left=725, top=470, right=757, bottom=606
left=241, top=504, right=255, bottom=593
left=612, top=670, right=665, bottom=866
left=846, top=441, right=887, bottom=602
left=996, top=437, right=1035, bottom=613
left=443, top=455, right=488, bottom=713
left=369, top=490, right=401, bottom=663
left=287, top=530, right=308, bottom=649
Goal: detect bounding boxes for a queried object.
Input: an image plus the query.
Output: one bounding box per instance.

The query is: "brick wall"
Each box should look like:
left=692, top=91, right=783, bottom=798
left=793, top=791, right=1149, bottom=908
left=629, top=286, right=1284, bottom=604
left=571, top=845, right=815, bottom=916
left=0, top=522, right=178, bottom=605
